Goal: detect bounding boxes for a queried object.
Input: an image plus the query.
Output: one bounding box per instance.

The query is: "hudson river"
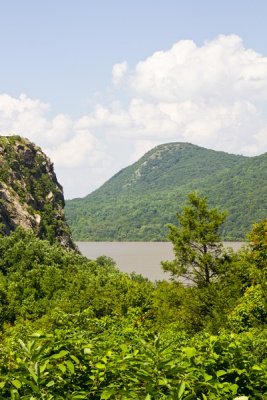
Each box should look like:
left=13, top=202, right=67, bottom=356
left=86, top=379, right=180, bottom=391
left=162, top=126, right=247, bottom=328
left=77, top=242, right=244, bottom=281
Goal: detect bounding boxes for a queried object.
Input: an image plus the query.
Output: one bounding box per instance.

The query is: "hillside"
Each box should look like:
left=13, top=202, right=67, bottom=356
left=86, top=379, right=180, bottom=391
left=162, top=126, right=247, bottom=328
left=65, top=142, right=267, bottom=241
left=0, top=135, right=75, bottom=248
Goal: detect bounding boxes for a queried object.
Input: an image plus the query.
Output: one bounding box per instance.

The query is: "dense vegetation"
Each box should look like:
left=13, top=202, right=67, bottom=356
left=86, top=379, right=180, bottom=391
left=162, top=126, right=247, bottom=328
left=0, top=194, right=266, bottom=399
left=65, top=142, right=267, bottom=241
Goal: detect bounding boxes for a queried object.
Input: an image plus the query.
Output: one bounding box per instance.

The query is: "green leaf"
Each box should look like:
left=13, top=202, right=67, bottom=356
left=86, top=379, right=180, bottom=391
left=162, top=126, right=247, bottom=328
left=12, top=380, right=22, bottom=389
left=31, top=331, right=45, bottom=338
left=95, top=362, right=106, bottom=370
left=101, top=389, right=116, bottom=399
left=177, top=381, right=186, bottom=399
left=46, top=380, right=55, bottom=387
left=10, top=389, right=18, bottom=400
left=27, top=381, right=40, bottom=393
left=216, top=370, right=227, bottom=377
left=183, top=347, right=196, bottom=358
left=252, top=365, right=262, bottom=371
left=120, top=344, right=128, bottom=353
left=40, top=361, right=49, bottom=373
left=18, top=339, right=29, bottom=354
left=70, top=354, right=80, bottom=364
left=230, top=384, right=239, bottom=395
left=203, top=373, right=213, bottom=382
left=66, top=360, right=75, bottom=374
left=58, top=363, right=66, bottom=373
left=50, top=350, right=69, bottom=359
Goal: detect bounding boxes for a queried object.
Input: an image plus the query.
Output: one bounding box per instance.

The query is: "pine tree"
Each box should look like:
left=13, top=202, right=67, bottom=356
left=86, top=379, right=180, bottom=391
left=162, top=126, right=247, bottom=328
left=162, top=192, right=227, bottom=287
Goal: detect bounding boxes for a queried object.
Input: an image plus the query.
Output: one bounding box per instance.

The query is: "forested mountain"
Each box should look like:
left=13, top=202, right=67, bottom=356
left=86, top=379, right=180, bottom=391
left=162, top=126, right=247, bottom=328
left=65, top=142, right=267, bottom=240
left=0, top=135, right=75, bottom=248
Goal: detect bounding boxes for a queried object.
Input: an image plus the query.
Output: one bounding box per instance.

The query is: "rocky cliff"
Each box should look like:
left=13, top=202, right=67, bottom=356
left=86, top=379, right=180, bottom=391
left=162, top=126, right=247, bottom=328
left=0, top=135, right=75, bottom=249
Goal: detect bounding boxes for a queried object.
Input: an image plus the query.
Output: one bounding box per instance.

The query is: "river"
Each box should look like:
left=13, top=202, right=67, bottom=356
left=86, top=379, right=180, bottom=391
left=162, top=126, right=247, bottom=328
left=76, top=242, right=245, bottom=281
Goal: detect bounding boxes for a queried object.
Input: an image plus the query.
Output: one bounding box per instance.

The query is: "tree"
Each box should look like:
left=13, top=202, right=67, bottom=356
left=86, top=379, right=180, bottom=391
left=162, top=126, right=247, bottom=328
left=162, top=192, right=227, bottom=287
left=247, top=219, right=267, bottom=275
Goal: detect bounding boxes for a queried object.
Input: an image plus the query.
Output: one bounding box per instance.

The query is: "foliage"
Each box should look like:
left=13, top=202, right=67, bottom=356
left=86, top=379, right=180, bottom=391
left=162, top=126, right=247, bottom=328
left=0, top=229, right=154, bottom=328
left=227, top=220, right=267, bottom=332
left=228, top=285, right=267, bottom=332
left=0, top=215, right=266, bottom=398
left=0, top=325, right=267, bottom=399
left=161, top=193, right=227, bottom=287
left=247, top=219, right=267, bottom=278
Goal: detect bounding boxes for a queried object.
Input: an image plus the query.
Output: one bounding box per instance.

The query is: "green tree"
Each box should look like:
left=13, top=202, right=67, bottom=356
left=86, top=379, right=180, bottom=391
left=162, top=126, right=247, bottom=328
left=162, top=192, right=227, bottom=287
left=247, top=219, right=267, bottom=277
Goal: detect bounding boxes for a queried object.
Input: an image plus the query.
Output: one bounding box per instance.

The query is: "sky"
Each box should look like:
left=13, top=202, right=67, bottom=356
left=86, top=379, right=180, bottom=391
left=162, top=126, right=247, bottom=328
left=0, top=0, right=267, bottom=199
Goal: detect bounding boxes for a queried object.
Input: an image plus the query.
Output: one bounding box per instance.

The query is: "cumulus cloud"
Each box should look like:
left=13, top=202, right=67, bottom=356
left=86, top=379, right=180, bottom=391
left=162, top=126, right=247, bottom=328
left=130, top=35, right=267, bottom=102
left=102, top=34, right=267, bottom=155
left=0, top=94, right=49, bottom=137
left=112, top=61, right=128, bottom=85
left=1, top=35, right=267, bottom=198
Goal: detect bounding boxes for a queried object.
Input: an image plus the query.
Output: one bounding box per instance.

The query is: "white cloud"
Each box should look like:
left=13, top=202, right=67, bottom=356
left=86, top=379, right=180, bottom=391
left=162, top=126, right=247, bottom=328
left=48, top=132, right=95, bottom=168
left=130, top=35, right=267, bottom=102
left=0, top=35, right=267, bottom=198
left=253, top=125, right=267, bottom=149
left=87, top=34, right=267, bottom=156
left=0, top=93, right=49, bottom=137
left=112, top=61, right=128, bottom=85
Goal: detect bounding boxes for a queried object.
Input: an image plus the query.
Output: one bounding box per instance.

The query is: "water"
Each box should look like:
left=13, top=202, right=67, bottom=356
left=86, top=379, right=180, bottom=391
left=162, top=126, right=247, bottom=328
left=76, top=241, right=245, bottom=281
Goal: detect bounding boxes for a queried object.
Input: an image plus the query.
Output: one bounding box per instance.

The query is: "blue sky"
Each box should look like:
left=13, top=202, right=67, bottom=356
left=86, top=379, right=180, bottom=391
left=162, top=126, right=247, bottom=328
left=0, top=1, right=267, bottom=198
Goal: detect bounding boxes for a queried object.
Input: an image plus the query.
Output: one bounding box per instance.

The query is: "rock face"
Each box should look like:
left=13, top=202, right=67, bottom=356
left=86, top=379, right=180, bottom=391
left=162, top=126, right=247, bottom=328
left=0, top=135, right=75, bottom=249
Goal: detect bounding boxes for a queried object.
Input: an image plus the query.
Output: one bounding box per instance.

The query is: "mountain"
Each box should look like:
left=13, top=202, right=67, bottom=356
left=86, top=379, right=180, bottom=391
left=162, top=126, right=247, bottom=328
left=65, top=142, right=267, bottom=241
left=0, top=135, right=75, bottom=249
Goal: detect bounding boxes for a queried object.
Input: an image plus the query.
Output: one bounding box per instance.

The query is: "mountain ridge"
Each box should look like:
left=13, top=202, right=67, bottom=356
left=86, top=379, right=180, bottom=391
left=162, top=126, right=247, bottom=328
left=65, top=142, right=266, bottom=241
left=85, top=142, right=247, bottom=197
